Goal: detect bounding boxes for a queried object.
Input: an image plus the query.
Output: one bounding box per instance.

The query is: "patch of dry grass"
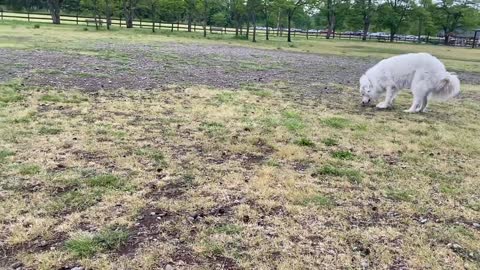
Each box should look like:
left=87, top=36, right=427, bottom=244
left=1, top=80, right=479, bottom=269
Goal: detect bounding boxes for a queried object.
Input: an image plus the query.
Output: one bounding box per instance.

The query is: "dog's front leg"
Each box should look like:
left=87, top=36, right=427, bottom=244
left=376, top=87, right=397, bottom=109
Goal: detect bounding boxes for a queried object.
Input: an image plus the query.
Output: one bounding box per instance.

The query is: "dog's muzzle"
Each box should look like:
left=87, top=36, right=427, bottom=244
left=362, top=97, right=371, bottom=106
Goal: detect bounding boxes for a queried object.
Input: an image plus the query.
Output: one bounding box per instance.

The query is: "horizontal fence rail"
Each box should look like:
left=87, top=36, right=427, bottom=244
left=1, top=9, right=479, bottom=48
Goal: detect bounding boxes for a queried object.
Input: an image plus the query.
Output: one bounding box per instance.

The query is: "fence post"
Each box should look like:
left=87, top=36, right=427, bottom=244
left=210, top=25, right=212, bottom=33
left=1, top=9, right=3, bottom=20
left=27, top=10, right=30, bottom=22
left=76, top=11, right=79, bottom=25
left=194, top=23, right=196, bottom=32
left=140, top=18, right=142, bottom=28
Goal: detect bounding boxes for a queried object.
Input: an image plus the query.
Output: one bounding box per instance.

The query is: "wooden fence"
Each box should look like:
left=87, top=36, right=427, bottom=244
left=1, top=9, right=479, bottom=48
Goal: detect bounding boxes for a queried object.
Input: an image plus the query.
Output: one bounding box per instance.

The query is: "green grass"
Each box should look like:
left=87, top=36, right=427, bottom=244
left=322, top=138, right=339, bottom=146
left=86, top=174, right=124, bottom=189
left=65, top=228, right=128, bottom=258
left=18, top=164, right=41, bottom=175
left=301, top=194, right=334, bottom=207
left=331, top=150, right=355, bottom=160
left=316, top=165, right=362, bottom=183
left=49, top=189, right=102, bottom=213
left=281, top=110, right=305, bottom=132
left=0, top=149, right=15, bottom=163
left=0, top=82, right=23, bottom=105
left=294, top=137, right=315, bottom=147
left=65, top=234, right=99, bottom=258
left=385, top=188, right=414, bottom=202
left=38, top=126, right=63, bottom=135
left=210, top=224, right=243, bottom=235
left=322, top=117, right=351, bottom=129
left=135, top=147, right=168, bottom=168
left=40, top=93, right=88, bottom=103
left=200, top=121, right=226, bottom=136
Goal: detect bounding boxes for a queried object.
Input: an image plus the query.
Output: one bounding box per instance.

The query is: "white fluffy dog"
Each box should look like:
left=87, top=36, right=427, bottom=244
left=359, top=53, right=460, bottom=112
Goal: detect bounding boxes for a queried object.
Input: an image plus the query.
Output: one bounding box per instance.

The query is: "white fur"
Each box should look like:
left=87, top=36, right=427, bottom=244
left=359, top=53, right=461, bottom=113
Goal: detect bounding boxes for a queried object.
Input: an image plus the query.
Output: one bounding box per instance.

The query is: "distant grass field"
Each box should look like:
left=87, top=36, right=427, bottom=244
left=0, top=21, right=480, bottom=269
left=1, top=20, right=479, bottom=73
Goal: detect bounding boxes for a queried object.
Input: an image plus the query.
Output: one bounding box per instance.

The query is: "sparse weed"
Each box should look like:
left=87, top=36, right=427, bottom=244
left=385, top=188, right=414, bottom=202
left=66, top=227, right=128, bottom=258
left=39, top=126, right=63, bottom=135
left=301, top=194, right=334, bottom=207
left=86, top=174, right=124, bottom=189
left=294, top=137, right=315, bottom=147
left=331, top=150, right=355, bottom=160
left=322, top=138, right=338, bottom=146
left=315, top=165, right=362, bottom=183
left=18, top=164, right=41, bottom=175
left=322, top=117, right=351, bottom=129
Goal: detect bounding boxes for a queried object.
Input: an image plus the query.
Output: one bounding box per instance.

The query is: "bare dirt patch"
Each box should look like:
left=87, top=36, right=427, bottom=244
left=4, top=43, right=478, bottom=94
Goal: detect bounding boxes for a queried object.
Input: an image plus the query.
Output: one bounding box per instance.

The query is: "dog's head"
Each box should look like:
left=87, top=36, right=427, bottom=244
left=359, top=75, right=378, bottom=105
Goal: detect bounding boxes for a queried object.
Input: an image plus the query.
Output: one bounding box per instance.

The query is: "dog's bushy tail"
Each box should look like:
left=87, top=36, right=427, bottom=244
left=431, top=72, right=461, bottom=101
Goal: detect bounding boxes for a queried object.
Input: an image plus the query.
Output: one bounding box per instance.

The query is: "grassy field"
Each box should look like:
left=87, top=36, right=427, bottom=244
left=1, top=20, right=480, bottom=73
left=1, top=22, right=480, bottom=269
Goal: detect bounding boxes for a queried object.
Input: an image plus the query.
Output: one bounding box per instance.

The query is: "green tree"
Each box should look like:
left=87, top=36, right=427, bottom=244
left=433, top=0, right=479, bottom=45
left=247, top=0, right=262, bottom=42
left=279, top=0, right=309, bottom=42
left=376, top=0, right=412, bottom=42
left=410, top=0, right=434, bottom=42
left=349, top=0, right=376, bottom=40
left=230, top=0, right=246, bottom=36
left=185, top=0, right=196, bottom=32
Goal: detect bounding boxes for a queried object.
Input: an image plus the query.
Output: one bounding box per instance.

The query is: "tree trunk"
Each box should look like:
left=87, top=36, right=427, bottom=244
left=47, top=0, right=61, bottom=24
left=287, top=13, right=292, bottom=42
left=265, top=9, right=269, bottom=40
left=252, top=12, right=256, bottom=42
left=123, top=0, right=134, bottom=28
left=187, top=13, right=193, bottom=32
left=390, top=31, right=395, bottom=42
left=246, top=19, right=250, bottom=39
left=235, top=18, right=239, bottom=36
left=362, top=15, right=370, bottom=41
left=417, top=18, right=422, bottom=43
left=203, top=9, right=207, bottom=37
left=327, top=12, right=335, bottom=39
left=276, top=9, right=281, bottom=37
left=106, top=0, right=112, bottom=30
left=93, top=0, right=99, bottom=30
left=151, top=3, right=155, bottom=32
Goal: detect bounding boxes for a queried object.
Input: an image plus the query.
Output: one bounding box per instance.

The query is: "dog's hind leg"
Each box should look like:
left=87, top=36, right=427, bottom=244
left=420, top=95, right=429, bottom=112
left=405, top=97, right=423, bottom=113
left=405, top=89, right=429, bottom=113
left=405, top=77, right=430, bottom=113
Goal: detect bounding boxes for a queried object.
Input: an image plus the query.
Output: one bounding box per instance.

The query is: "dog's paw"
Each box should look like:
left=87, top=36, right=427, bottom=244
left=403, top=109, right=417, bottom=113
left=376, top=102, right=391, bottom=109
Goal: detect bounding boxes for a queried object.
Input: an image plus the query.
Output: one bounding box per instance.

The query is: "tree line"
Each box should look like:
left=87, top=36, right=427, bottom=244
left=1, top=0, right=479, bottom=44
